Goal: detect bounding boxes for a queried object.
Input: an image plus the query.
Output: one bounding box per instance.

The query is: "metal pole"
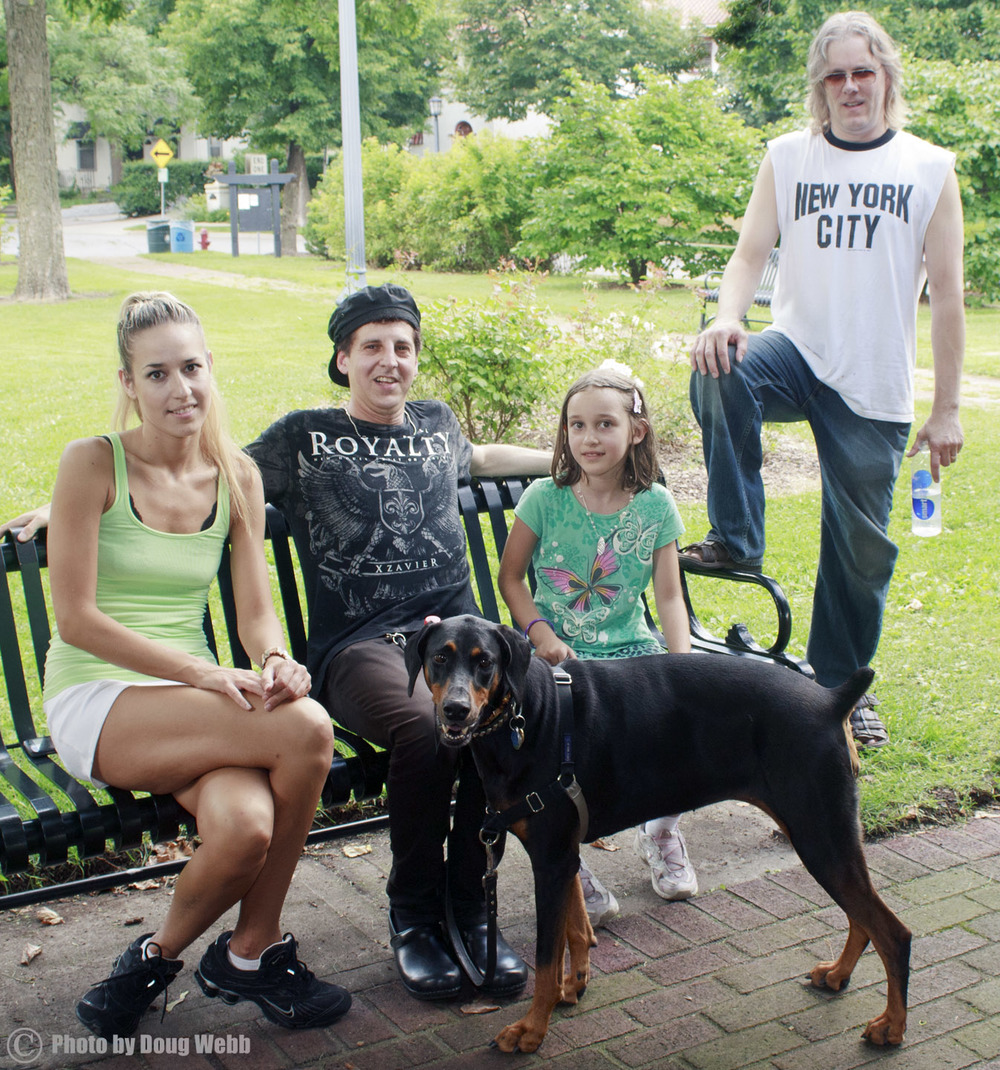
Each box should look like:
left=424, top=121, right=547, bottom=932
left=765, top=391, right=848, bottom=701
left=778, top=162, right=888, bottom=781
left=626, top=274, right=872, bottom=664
left=338, top=0, right=366, bottom=292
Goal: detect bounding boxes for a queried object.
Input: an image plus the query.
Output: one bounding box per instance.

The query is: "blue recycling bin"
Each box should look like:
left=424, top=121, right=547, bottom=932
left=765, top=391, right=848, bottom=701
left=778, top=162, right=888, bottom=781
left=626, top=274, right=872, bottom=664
left=146, top=220, right=170, bottom=253
left=169, top=220, right=195, bottom=253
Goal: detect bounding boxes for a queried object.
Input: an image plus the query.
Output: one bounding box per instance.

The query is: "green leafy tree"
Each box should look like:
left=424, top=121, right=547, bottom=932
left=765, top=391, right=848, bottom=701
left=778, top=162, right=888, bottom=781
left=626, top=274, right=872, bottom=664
left=448, top=0, right=702, bottom=122
left=518, top=74, right=763, bottom=284
left=49, top=11, right=195, bottom=158
left=907, top=58, right=1000, bottom=302
left=168, top=0, right=448, bottom=250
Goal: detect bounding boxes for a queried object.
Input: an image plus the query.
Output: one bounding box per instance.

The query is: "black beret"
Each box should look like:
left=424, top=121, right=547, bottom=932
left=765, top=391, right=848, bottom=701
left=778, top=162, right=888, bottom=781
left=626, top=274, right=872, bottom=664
left=327, top=283, right=421, bottom=387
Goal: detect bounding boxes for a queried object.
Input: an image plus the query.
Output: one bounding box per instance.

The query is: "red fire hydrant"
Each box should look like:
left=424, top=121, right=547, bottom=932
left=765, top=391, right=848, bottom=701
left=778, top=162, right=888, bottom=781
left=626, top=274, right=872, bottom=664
left=199, top=228, right=210, bottom=250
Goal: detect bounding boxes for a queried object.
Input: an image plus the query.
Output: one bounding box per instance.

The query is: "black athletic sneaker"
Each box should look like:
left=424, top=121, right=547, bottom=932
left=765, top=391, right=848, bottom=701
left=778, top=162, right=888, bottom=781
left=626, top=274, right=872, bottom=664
left=195, top=931, right=351, bottom=1029
left=76, top=934, right=183, bottom=1040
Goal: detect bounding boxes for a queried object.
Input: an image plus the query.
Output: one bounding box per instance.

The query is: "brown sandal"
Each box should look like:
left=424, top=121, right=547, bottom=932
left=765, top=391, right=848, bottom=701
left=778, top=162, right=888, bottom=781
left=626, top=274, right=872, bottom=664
left=679, top=540, right=762, bottom=574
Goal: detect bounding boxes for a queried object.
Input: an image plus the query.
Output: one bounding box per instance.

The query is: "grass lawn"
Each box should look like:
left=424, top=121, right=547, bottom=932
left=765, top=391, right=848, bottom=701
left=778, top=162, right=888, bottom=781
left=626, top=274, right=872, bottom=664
left=1, top=253, right=998, bottom=836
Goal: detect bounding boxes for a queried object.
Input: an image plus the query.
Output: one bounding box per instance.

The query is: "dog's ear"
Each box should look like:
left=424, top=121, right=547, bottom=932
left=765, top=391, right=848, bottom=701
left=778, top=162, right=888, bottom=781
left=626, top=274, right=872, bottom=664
left=404, top=622, right=436, bottom=696
left=495, top=624, right=533, bottom=704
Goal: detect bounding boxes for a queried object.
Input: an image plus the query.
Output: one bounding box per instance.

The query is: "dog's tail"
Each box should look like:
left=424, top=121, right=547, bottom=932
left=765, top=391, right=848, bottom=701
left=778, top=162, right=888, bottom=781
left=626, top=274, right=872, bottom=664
left=831, top=666, right=876, bottom=720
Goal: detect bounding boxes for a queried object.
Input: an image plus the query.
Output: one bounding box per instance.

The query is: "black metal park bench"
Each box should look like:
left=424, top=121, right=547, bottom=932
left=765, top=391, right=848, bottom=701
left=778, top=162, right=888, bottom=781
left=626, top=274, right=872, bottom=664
left=699, top=248, right=780, bottom=331
left=1, top=475, right=808, bottom=909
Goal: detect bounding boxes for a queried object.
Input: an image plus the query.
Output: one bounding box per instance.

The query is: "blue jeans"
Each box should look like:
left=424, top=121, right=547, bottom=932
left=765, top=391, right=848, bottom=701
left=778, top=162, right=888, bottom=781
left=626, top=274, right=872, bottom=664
left=689, top=331, right=909, bottom=687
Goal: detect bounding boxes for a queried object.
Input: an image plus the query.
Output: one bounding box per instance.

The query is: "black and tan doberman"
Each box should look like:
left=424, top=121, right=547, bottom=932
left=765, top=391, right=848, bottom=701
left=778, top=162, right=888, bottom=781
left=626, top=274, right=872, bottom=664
left=404, top=614, right=910, bottom=1055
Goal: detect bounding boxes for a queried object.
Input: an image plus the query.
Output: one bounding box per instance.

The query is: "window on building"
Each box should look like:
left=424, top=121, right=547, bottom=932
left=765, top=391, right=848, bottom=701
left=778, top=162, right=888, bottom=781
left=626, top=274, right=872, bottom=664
left=78, top=140, right=96, bottom=171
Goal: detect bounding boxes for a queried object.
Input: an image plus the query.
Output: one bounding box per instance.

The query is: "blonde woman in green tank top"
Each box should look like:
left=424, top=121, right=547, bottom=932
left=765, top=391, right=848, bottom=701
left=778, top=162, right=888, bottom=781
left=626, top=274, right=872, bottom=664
left=44, top=293, right=352, bottom=1039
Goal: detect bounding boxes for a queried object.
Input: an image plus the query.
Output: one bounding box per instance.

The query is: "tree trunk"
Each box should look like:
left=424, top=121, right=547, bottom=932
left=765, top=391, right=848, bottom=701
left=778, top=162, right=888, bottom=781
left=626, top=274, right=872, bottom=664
left=280, top=141, right=309, bottom=256
left=3, top=0, right=70, bottom=301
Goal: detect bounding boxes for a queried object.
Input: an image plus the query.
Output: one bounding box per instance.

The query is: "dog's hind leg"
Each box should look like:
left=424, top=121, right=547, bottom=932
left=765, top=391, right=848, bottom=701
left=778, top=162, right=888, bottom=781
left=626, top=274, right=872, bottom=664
left=794, top=842, right=911, bottom=1046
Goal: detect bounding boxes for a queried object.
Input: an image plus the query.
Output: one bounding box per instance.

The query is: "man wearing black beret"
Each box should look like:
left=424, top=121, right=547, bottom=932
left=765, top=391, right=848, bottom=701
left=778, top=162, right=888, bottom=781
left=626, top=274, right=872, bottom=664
left=246, top=284, right=549, bottom=1000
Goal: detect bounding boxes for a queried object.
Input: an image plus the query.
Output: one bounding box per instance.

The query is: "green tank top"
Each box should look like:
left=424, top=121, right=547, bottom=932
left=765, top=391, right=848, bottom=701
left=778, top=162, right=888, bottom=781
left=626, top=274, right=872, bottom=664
left=43, top=433, right=231, bottom=701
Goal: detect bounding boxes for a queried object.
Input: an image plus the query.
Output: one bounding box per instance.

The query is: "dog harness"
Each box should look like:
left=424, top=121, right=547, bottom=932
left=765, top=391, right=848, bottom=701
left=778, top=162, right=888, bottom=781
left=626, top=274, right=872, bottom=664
left=447, top=669, right=589, bottom=987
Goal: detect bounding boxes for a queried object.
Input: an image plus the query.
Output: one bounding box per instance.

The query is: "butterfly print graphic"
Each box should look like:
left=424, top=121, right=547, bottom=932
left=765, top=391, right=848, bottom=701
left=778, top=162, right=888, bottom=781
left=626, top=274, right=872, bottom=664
left=541, top=544, right=622, bottom=614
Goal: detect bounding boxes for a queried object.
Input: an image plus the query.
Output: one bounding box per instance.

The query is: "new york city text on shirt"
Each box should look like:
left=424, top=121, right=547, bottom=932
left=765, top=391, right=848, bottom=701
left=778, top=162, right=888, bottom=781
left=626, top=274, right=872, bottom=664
left=793, top=180, right=914, bottom=249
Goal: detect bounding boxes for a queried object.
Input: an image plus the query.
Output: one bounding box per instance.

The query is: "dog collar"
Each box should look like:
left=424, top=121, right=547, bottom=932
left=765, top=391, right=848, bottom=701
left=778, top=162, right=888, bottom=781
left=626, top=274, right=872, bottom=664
left=471, top=693, right=516, bottom=739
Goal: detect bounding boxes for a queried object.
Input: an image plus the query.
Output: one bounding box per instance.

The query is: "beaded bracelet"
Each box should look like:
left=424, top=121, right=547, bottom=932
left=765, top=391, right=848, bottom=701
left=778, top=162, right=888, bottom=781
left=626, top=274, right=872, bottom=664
left=524, top=617, right=555, bottom=641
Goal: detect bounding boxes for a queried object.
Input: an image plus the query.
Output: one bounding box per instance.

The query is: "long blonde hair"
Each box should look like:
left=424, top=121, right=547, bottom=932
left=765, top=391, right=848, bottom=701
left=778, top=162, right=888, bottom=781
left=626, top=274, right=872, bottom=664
left=113, top=292, right=256, bottom=528
left=807, top=11, right=906, bottom=135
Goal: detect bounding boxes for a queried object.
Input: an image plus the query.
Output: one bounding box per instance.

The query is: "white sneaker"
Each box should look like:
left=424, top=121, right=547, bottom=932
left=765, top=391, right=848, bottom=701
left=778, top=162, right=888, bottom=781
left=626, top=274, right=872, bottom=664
left=634, top=825, right=698, bottom=901
left=578, top=859, right=619, bottom=927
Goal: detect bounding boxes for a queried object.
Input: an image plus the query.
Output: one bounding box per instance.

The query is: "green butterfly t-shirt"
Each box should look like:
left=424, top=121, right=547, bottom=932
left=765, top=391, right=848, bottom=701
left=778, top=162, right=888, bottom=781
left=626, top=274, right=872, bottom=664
left=514, top=478, right=684, bottom=659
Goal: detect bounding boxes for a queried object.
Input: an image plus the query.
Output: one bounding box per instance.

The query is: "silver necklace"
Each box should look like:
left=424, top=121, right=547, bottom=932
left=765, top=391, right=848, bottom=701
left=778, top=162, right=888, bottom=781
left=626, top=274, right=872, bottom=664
left=575, top=485, right=634, bottom=555
left=343, top=403, right=417, bottom=435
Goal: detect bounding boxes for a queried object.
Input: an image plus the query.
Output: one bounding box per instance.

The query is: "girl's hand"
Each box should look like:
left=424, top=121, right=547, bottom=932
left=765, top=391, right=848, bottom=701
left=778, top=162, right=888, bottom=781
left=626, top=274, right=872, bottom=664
left=532, top=635, right=577, bottom=666
left=261, top=657, right=312, bottom=711
left=0, top=504, right=50, bottom=541
left=189, top=664, right=266, bottom=711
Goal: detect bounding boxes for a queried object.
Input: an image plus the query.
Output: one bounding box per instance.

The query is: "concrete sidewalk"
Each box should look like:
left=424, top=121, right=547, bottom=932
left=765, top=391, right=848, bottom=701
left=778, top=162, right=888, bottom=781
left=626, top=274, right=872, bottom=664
left=1, top=203, right=305, bottom=261
left=4, top=802, right=1000, bottom=1070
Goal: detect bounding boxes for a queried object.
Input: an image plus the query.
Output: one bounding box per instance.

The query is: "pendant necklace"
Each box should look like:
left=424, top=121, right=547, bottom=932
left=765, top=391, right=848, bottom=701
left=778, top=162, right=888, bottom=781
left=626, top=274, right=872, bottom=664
left=576, top=485, right=634, bottom=555
left=344, top=403, right=417, bottom=435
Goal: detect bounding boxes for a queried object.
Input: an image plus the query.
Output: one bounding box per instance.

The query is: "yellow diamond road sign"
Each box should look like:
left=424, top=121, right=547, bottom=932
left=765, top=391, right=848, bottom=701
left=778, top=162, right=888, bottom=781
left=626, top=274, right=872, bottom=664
left=151, top=138, right=174, bottom=167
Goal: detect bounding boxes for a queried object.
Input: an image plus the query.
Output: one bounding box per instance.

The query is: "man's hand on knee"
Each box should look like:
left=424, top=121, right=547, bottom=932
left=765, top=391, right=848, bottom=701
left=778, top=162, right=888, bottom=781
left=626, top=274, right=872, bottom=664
left=690, top=323, right=747, bottom=378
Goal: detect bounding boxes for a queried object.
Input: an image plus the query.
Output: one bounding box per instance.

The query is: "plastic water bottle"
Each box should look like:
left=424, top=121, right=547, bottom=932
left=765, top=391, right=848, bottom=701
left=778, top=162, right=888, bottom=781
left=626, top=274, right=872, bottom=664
left=910, top=449, right=941, bottom=537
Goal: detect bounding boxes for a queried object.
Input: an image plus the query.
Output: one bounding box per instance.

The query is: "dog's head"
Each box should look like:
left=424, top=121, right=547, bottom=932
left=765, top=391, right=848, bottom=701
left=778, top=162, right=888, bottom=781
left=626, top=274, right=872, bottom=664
left=404, top=614, right=532, bottom=747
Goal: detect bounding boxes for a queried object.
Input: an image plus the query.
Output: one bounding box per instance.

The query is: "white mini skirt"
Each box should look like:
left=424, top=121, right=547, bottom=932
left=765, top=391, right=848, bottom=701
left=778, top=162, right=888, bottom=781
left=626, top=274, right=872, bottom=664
left=44, top=679, right=175, bottom=788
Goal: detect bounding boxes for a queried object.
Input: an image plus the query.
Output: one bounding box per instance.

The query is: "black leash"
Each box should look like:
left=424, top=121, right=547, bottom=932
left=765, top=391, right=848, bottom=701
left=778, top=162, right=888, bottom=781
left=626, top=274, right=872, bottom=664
left=446, top=668, right=588, bottom=988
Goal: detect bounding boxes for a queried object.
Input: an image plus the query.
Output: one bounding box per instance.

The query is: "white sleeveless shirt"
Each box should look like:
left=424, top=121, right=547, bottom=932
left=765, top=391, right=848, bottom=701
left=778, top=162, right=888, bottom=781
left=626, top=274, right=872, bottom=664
left=766, top=128, right=954, bottom=422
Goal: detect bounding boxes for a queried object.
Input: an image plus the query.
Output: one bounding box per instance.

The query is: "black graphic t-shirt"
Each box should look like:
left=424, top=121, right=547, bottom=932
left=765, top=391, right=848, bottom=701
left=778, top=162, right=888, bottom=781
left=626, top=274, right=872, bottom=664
left=246, top=401, right=480, bottom=685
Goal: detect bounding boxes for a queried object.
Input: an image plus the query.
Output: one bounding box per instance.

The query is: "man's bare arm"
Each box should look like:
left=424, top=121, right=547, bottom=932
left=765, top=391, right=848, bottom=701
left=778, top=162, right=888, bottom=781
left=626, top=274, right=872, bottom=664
left=915, top=169, right=965, bottom=481
left=470, top=444, right=552, bottom=477
left=690, top=153, right=781, bottom=377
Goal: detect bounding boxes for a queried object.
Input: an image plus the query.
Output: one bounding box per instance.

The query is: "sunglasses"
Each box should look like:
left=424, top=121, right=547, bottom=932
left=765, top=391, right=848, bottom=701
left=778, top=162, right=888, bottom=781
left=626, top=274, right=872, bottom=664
left=823, top=68, right=878, bottom=88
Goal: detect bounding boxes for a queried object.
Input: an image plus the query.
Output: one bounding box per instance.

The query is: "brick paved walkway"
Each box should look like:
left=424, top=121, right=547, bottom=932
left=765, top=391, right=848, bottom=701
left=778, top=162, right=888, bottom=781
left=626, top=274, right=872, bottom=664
left=4, top=808, right=1000, bottom=1070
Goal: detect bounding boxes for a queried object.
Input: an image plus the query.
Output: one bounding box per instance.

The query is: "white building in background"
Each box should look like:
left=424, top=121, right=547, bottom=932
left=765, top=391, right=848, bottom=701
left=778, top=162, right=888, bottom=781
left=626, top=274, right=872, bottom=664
left=53, top=102, right=247, bottom=192
left=665, top=0, right=728, bottom=73
left=407, top=98, right=550, bottom=158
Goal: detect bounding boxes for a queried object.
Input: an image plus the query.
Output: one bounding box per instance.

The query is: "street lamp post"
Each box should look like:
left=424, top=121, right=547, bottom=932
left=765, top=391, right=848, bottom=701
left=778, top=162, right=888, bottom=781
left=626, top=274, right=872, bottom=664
left=429, top=96, right=443, bottom=153
left=338, top=0, right=366, bottom=292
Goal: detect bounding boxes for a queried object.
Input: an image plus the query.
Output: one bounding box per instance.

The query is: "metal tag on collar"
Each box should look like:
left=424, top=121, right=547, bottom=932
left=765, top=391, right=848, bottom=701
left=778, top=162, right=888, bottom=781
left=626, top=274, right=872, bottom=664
left=383, top=631, right=407, bottom=647
left=509, top=706, right=525, bottom=750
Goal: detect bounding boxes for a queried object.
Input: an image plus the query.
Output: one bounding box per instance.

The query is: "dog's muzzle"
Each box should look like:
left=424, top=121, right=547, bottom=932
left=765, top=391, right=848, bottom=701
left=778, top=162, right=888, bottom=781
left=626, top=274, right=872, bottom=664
left=437, top=696, right=477, bottom=747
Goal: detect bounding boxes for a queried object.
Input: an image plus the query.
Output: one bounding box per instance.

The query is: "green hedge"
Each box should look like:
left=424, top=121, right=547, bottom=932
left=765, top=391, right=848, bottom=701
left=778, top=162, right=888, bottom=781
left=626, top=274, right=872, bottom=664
left=112, top=160, right=212, bottom=217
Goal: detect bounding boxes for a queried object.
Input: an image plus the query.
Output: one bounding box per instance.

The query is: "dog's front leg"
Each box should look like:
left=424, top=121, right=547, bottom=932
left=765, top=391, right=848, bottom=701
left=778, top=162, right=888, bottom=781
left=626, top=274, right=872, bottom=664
left=562, top=871, right=596, bottom=1004
left=493, top=856, right=580, bottom=1054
